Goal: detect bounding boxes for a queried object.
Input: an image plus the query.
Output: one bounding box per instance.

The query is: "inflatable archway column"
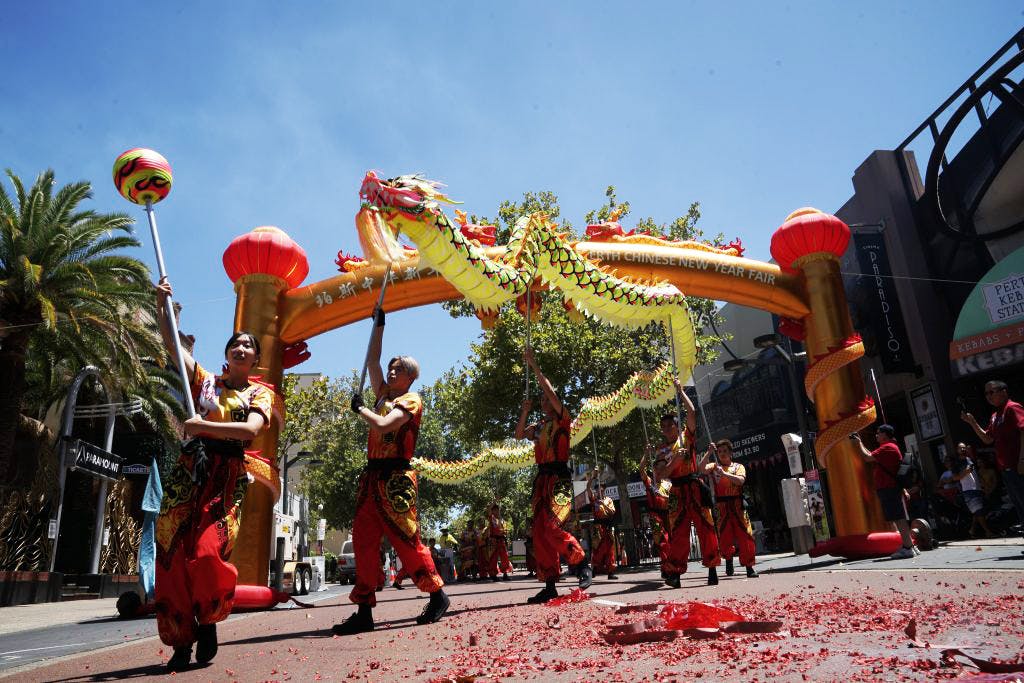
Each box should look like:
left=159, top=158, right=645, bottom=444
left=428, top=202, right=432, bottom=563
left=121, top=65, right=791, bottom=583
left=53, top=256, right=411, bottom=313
left=222, top=226, right=309, bottom=586
left=220, top=208, right=892, bottom=587
left=770, top=208, right=887, bottom=542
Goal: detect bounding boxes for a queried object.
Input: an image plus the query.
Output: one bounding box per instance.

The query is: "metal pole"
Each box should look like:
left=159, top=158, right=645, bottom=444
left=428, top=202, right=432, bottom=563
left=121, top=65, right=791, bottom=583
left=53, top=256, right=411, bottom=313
left=283, top=458, right=290, bottom=517
left=666, top=319, right=684, bottom=432
left=145, top=201, right=195, bottom=418
left=869, top=368, right=887, bottom=424
left=783, top=338, right=814, bottom=471
left=88, top=406, right=117, bottom=574
left=524, top=278, right=533, bottom=400
left=639, top=406, right=650, bottom=448
left=358, top=263, right=394, bottom=394
left=51, top=367, right=101, bottom=572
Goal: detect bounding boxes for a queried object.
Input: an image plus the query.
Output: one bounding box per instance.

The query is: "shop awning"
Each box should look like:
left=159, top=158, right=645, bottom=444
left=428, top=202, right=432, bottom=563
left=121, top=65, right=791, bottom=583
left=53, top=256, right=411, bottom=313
left=950, top=244, right=1024, bottom=378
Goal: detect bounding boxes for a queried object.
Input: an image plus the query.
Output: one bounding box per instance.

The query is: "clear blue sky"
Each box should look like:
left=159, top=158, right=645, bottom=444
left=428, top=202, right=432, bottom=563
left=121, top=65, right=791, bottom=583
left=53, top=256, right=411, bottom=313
left=2, top=3, right=1020, bottom=388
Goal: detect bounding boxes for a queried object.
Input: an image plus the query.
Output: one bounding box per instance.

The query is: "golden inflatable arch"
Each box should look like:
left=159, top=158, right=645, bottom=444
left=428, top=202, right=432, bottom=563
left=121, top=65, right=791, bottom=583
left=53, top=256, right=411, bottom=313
left=224, top=174, right=885, bottom=586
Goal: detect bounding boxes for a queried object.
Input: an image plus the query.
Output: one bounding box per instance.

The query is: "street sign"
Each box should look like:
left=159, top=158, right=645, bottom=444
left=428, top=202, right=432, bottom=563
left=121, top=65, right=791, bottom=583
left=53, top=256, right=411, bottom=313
left=67, top=439, right=123, bottom=481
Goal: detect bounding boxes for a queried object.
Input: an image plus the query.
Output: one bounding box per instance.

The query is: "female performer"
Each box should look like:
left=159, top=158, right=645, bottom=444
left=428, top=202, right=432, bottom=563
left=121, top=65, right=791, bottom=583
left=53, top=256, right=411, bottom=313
left=154, top=278, right=274, bottom=672
left=516, top=347, right=591, bottom=604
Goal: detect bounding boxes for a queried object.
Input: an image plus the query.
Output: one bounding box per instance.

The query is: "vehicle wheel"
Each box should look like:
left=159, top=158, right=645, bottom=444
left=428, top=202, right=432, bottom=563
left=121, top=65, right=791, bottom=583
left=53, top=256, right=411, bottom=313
left=300, top=568, right=311, bottom=595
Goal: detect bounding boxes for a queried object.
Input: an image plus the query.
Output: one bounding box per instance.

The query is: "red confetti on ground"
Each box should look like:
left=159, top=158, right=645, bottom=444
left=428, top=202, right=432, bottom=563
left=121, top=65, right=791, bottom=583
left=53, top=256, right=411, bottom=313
left=545, top=588, right=592, bottom=606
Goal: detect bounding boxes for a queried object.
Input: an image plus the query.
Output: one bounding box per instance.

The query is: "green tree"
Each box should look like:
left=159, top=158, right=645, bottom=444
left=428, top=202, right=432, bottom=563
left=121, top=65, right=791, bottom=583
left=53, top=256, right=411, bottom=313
left=421, top=187, right=725, bottom=551
left=0, top=170, right=171, bottom=488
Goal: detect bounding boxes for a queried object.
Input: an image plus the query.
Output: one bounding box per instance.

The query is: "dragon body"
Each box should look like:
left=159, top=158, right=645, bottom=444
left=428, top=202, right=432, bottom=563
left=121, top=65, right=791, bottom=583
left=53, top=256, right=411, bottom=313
left=357, top=173, right=733, bottom=483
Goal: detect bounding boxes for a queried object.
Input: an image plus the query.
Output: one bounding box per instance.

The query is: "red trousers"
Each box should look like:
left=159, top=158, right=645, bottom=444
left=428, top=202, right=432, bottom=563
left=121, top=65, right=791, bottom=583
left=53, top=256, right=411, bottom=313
left=350, top=468, right=442, bottom=607
left=155, top=449, right=248, bottom=647
left=531, top=472, right=584, bottom=582
left=487, top=536, right=513, bottom=575
left=662, top=480, right=720, bottom=575
left=717, top=499, right=756, bottom=567
left=592, top=522, right=617, bottom=574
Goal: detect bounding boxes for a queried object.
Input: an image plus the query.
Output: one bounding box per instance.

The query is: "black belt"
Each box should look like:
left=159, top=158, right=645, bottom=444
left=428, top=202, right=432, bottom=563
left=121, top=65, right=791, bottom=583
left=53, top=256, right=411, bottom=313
left=716, top=495, right=741, bottom=501
left=538, top=462, right=570, bottom=476
left=595, top=517, right=614, bottom=526
left=365, top=458, right=411, bottom=472
left=670, top=474, right=700, bottom=486
left=200, top=437, right=245, bottom=459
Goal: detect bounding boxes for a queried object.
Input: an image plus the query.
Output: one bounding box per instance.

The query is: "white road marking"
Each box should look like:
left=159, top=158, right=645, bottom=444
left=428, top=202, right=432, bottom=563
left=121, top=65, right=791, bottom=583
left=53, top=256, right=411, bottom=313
left=0, top=639, right=122, bottom=656
left=592, top=598, right=627, bottom=607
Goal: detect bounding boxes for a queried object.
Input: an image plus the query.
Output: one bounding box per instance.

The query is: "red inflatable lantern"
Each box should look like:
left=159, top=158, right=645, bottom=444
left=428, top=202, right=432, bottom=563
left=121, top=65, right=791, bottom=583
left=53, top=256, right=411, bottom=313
left=223, top=226, right=309, bottom=289
left=769, top=207, right=850, bottom=272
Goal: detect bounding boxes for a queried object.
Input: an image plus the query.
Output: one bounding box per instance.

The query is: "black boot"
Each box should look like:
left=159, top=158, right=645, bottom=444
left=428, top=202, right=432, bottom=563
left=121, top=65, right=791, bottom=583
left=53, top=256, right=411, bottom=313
left=664, top=573, right=681, bottom=589
left=607, top=573, right=619, bottom=580
left=333, top=605, right=374, bottom=635
left=745, top=566, right=759, bottom=578
left=574, top=563, right=593, bottom=590
left=166, top=646, right=191, bottom=672
left=195, top=623, right=217, bottom=664
left=491, top=575, right=500, bottom=582
left=417, top=589, right=450, bottom=625
left=708, top=567, right=719, bottom=586
left=725, top=557, right=735, bottom=576
left=528, top=580, right=558, bottom=604
left=392, top=580, right=404, bottom=589
left=502, top=573, right=510, bottom=581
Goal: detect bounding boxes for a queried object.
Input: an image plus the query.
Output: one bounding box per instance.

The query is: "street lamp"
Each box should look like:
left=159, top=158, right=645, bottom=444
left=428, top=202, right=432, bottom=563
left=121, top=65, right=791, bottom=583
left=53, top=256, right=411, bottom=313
left=722, top=333, right=814, bottom=471
left=281, top=450, right=323, bottom=566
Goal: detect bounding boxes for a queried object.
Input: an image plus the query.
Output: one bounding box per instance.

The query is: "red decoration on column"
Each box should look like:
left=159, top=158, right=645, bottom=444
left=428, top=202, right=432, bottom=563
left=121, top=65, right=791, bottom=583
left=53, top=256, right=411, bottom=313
left=769, top=208, right=850, bottom=272
left=223, top=226, right=309, bottom=288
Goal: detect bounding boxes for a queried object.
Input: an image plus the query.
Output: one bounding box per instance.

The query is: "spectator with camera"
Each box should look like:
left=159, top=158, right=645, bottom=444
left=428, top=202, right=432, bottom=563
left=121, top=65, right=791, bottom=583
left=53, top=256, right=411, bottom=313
left=961, top=380, right=1024, bottom=543
left=851, top=424, right=918, bottom=559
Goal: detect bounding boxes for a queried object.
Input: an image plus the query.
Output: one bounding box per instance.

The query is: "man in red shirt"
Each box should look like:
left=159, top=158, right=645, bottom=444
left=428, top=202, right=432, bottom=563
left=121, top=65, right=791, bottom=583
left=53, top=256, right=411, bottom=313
left=851, top=424, right=917, bottom=559
left=961, top=380, right=1024, bottom=541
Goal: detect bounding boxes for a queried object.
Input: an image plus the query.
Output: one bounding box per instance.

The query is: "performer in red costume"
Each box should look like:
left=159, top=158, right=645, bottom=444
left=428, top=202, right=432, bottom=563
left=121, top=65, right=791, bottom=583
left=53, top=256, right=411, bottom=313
left=586, top=471, right=619, bottom=580
left=333, top=308, right=449, bottom=634
left=516, top=347, right=592, bottom=603
left=154, top=278, right=275, bottom=672
left=707, top=439, right=758, bottom=578
left=652, top=377, right=720, bottom=587
left=486, top=503, right=513, bottom=581
left=458, top=524, right=478, bottom=581
left=475, top=517, right=490, bottom=580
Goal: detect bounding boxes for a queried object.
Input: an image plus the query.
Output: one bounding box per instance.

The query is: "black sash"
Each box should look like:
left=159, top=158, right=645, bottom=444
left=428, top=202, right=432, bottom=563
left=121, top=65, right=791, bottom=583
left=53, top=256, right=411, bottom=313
left=365, top=458, right=411, bottom=472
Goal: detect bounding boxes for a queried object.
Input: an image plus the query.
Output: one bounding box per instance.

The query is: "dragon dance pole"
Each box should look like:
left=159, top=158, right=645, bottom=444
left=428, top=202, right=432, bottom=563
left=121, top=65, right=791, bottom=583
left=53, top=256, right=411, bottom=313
left=358, top=263, right=393, bottom=394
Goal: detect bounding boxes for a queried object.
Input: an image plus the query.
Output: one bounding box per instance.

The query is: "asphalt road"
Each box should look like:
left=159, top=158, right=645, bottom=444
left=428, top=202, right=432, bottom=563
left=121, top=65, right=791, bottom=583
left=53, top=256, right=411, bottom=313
left=1, top=540, right=1021, bottom=681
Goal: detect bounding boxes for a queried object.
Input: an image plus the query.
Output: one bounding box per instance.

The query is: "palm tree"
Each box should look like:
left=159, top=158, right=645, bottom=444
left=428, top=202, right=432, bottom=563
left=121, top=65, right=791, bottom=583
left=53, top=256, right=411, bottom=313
left=0, top=169, right=165, bottom=487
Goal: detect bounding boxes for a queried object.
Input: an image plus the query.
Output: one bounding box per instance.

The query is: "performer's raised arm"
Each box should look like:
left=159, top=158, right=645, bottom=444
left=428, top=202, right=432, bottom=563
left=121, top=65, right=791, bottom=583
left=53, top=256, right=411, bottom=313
left=155, top=277, right=196, bottom=384
left=525, top=347, right=564, bottom=417
left=366, top=308, right=386, bottom=396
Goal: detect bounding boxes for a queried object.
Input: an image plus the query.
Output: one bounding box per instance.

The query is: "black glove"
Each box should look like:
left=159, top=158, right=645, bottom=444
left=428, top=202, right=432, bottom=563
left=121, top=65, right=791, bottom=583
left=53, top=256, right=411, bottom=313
left=182, top=437, right=210, bottom=488
left=373, top=307, right=385, bottom=327
left=350, top=393, right=365, bottom=414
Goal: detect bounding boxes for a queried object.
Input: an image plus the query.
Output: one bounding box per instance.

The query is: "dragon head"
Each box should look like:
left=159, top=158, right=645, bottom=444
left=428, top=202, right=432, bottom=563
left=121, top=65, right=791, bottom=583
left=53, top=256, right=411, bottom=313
left=359, top=171, right=458, bottom=212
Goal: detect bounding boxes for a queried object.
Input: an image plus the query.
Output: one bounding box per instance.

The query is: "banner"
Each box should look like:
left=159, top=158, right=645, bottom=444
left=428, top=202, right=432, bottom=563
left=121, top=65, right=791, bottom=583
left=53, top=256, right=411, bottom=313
left=851, top=232, right=915, bottom=373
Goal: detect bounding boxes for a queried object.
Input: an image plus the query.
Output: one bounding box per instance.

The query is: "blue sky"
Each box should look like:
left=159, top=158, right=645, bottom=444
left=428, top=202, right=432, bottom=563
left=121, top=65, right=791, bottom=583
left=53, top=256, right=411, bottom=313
left=2, top=2, right=1020, bottom=388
